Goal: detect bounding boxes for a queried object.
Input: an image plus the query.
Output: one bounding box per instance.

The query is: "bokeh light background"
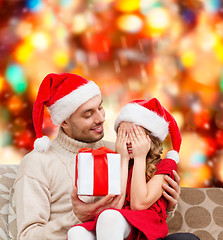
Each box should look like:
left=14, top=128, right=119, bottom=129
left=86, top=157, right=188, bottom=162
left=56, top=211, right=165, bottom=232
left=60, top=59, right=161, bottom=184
left=1, top=0, right=223, bottom=188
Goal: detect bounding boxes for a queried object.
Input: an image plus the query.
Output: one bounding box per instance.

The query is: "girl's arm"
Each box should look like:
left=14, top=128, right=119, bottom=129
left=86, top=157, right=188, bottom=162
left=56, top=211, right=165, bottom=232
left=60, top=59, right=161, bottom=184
left=116, top=156, right=129, bottom=209
left=115, top=125, right=130, bottom=209
left=130, top=125, right=167, bottom=211
left=131, top=166, right=167, bottom=210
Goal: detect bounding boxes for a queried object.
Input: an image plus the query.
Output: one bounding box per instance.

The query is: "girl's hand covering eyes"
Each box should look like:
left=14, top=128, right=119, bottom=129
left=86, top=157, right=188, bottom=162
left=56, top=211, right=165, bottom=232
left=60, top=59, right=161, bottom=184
left=115, top=125, right=130, bottom=161
left=129, top=125, right=151, bottom=160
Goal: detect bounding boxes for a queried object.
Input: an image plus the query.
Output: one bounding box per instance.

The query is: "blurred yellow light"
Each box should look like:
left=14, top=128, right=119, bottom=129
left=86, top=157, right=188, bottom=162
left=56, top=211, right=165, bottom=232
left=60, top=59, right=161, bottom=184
left=214, top=37, right=223, bottom=62
left=72, top=14, right=88, bottom=34
left=31, top=32, right=51, bottom=51
left=53, top=50, right=69, bottom=67
left=0, top=146, right=23, bottom=165
left=42, top=10, right=56, bottom=29
left=215, top=152, right=223, bottom=182
left=146, top=7, right=169, bottom=29
left=55, top=26, right=68, bottom=40
left=14, top=41, right=33, bottom=63
left=117, top=14, right=143, bottom=33
left=181, top=50, right=196, bottom=68
left=0, top=75, right=3, bottom=92
left=115, top=0, right=140, bottom=12
left=97, top=0, right=115, bottom=3
left=192, top=165, right=212, bottom=186
left=200, top=32, right=216, bottom=51
left=172, top=111, right=184, bottom=129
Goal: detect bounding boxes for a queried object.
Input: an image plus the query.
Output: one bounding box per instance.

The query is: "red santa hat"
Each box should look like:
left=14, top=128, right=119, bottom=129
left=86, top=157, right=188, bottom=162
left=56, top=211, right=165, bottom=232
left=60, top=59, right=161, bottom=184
left=114, top=98, right=182, bottom=163
left=33, top=73, right=101, bottom=152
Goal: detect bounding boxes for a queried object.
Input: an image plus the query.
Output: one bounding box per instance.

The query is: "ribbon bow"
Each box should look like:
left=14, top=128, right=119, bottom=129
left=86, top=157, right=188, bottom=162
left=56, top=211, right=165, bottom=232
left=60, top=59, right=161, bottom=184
left=75, top=147, right=117, bottom=195
left=78, top=147, right=116, bottom=155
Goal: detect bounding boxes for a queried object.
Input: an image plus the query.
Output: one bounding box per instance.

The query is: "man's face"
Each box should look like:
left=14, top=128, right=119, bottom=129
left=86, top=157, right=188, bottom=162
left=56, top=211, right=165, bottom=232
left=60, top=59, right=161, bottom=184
left=62, top=95, right=105, bottom=143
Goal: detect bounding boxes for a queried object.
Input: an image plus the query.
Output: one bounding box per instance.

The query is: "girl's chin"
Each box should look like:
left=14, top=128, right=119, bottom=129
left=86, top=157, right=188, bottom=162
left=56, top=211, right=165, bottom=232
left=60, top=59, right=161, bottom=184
left=129, top=153, right=134, bottom=159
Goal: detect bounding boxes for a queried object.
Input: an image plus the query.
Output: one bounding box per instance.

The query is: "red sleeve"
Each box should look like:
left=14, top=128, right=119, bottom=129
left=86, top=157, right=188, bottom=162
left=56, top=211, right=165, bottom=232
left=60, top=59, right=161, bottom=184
left=154, top=159, right=177, bottom=179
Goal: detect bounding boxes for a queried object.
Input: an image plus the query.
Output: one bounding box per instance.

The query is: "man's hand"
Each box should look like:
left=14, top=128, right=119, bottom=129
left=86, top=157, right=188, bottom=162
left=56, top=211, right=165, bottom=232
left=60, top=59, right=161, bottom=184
left=71, top=187, right=122, bottom=222
left=162, top=170, right=181, bottom=212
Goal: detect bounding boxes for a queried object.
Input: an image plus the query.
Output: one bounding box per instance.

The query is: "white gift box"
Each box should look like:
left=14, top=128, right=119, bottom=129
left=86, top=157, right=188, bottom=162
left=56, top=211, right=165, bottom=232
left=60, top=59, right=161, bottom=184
left=74, top=147, right=121, bottom=196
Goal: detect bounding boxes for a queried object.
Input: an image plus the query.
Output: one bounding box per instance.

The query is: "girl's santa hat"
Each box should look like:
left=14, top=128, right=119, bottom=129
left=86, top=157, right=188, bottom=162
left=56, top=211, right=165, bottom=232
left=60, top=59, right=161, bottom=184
left=114, top=98, right=182, bottom=163
left=33, top=73, right=101, bottom=152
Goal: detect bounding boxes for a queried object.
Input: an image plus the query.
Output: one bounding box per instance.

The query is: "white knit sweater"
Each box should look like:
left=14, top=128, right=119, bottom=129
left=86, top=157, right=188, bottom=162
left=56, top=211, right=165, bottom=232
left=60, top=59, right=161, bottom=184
left=15, top=128, right=115, bottom=240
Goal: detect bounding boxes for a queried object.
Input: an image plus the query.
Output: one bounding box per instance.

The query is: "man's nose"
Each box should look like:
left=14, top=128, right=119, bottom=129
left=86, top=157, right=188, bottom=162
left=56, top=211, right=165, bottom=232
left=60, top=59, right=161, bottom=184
left=95, top=110, right=105, bottom=123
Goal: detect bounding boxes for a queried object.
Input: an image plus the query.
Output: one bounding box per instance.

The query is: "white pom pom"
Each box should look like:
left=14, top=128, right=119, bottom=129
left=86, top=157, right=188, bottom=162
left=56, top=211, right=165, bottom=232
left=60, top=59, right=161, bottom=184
left=165, top=150, right=180, bottom=163
left=34, top=136, right=52, bottom=153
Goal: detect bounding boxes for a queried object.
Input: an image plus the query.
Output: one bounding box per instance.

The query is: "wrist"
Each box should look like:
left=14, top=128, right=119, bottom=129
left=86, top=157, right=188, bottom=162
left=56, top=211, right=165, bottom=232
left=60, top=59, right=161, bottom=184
left=167, top=203, right=178, bottom=213
left=121, top=156, right=129, bottom=162
left=134, top=156, right=146, bottom=163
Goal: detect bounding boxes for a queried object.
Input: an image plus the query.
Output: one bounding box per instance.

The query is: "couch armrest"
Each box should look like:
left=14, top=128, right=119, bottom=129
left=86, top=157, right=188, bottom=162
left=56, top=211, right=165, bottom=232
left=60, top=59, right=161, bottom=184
left=0, top=165, right=18, bottom=239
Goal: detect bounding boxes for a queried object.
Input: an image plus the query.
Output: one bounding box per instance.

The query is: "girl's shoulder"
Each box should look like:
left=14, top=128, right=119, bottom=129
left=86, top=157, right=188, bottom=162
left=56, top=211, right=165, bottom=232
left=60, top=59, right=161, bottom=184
left=155, top=158, right=177, bottom=175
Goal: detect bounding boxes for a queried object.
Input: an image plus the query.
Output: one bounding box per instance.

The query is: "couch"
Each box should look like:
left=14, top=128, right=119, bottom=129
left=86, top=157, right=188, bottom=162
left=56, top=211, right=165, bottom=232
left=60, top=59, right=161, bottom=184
left=0, top=164, right=222, bottom=240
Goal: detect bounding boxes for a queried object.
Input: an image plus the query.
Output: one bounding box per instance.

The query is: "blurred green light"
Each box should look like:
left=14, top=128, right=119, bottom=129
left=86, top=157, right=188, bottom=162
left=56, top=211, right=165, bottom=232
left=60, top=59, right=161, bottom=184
left=5, top=64, right=27, bottom=94
left=220, top=78, right=223, bottom=92
left=0, top=131, right=12, bottom=147
left=60, top=0, right=72, bottom=7
left=140, top=0, right=162, bottom=15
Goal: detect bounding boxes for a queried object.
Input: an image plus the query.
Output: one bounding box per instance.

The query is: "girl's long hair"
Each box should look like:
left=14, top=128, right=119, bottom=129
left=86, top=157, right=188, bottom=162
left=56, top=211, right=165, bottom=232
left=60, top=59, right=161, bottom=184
left=128, top=129, right=163, bottom=182
left=145, top=130, right=163, bottom=182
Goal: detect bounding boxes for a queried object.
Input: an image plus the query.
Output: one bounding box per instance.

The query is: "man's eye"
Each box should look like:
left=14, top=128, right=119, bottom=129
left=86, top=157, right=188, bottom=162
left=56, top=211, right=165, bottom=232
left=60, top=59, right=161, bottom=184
left=83, top=113, right=92, bottom=118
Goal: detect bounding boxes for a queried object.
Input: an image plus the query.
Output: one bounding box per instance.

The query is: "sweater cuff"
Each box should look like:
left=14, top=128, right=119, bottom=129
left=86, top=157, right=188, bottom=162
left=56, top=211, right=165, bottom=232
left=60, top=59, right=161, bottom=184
left=166, top=204, right=177, bottom=222
left=69, top=211, right=83, bottom=225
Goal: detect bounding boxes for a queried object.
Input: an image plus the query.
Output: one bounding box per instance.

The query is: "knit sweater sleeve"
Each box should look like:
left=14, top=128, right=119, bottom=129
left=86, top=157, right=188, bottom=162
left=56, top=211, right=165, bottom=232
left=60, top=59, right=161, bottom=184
left=15, top=151, right=82, bottom=240
left=166, top=204, right=177, bottom=222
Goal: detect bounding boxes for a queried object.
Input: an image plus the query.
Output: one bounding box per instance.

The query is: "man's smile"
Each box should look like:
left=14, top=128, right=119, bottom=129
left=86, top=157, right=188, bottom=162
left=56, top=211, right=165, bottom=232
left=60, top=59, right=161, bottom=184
left=91, top=125, right=103, bottom=133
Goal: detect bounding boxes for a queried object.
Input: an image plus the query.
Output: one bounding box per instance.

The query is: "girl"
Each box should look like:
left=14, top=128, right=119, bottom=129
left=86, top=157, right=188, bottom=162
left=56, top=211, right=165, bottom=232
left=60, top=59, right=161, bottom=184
left=68, top=98, right=181, bottom=240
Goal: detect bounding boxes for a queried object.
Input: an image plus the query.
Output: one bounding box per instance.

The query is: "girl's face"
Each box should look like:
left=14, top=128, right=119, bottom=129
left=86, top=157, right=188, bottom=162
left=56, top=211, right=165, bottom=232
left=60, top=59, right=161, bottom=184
left=119, top=122, right=146, bottom=158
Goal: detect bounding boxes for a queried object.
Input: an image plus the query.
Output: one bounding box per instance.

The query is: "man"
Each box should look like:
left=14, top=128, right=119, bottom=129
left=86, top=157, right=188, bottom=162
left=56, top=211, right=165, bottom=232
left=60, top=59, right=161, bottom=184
left=14, top=73, right=199, bottom=240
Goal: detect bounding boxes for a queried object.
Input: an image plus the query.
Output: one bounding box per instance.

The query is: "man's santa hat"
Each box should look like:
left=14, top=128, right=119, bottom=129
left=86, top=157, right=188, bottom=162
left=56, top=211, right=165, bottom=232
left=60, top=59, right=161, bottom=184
left=114, top=98, right=182, bottom=163
left=33, top=73, right=101, bottom=152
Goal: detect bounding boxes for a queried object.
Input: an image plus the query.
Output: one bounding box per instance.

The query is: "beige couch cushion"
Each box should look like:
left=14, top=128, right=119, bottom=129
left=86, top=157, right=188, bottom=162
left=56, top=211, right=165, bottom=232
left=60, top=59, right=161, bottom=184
left=8, top=186, right=17, bottom=240
left=168, top=187, right=223, bottom=240
left=0, top=165, right=18, bottom=240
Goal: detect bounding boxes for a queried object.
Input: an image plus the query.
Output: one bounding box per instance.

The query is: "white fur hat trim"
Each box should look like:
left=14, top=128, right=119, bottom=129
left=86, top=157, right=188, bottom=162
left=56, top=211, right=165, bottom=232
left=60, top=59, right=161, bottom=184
left=114, top=103, right=169, bottom=141
left=49, top=81, right=101, bottom=125
left=165, top=150, right=180, bottom=163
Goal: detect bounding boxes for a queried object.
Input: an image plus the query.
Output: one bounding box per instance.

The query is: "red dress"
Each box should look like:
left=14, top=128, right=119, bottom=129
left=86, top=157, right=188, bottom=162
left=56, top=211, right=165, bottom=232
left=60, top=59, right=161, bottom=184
left=74, top=158, right=177, bottom=240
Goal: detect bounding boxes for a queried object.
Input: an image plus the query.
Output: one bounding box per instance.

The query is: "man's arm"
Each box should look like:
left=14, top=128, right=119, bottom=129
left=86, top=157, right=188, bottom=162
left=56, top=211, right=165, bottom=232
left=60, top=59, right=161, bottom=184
left=15, top=151, right=82, bottom=240
left=15, top=175, right=80, bottom=240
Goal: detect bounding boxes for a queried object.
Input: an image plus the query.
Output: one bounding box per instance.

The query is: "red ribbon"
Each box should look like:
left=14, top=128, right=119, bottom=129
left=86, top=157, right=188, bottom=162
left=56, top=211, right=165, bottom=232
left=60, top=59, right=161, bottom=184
left=75, top=147, right=116, bottom=195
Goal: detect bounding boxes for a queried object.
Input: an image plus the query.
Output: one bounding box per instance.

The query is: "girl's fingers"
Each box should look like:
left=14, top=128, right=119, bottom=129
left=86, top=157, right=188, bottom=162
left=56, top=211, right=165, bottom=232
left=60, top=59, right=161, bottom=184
left=130, top=128, right=137, bottom=144
left=118, top=126, right=128, bottom=147
left=120, top=127, right=126, bottom=144
left=133, top=125, right=146, bottom=142
left=125, top=133, right=128, bottom=141
left=121, top=126, right=126, bottom=139
left=132, top=125, right=140, bottom=139
left=146, top=135, right=151, bottom=143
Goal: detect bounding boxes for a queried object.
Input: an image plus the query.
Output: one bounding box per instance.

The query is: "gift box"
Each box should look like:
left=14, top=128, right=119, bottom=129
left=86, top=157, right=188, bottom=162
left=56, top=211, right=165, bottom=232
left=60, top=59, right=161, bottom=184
left=74, top=147, right=121, bottom=196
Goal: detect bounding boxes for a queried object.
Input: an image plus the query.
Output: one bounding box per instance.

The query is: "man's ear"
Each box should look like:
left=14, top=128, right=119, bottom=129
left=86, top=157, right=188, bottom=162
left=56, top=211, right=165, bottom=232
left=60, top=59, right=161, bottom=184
left=61, top=120, right=68, bottom=129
